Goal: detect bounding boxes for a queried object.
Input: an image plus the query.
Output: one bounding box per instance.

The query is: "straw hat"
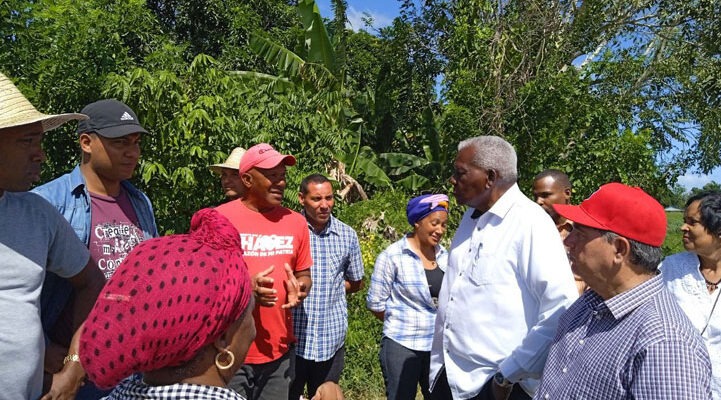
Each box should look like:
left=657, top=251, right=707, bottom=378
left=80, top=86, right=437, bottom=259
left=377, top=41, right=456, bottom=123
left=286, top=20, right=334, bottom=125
left=209, top=147, right=246, bottom=173
left=0, top=72, right=87, bottom=132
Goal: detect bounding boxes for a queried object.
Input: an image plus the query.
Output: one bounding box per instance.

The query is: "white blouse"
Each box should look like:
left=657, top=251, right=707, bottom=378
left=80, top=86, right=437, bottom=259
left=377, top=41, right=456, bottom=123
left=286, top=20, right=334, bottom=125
left=661, top=251, right=721, bottom=399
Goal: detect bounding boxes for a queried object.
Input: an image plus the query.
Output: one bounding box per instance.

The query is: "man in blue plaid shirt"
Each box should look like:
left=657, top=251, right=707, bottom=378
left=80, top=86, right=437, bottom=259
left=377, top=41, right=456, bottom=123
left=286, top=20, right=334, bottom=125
left=535, top=183, right=711, bottom=400
left=290, top=174, right=364, bottom=400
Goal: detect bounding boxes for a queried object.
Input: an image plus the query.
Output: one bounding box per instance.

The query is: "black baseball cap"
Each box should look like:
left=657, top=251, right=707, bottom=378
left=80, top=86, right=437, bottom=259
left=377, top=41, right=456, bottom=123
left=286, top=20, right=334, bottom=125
left=77, top=99, right=149, bottom=138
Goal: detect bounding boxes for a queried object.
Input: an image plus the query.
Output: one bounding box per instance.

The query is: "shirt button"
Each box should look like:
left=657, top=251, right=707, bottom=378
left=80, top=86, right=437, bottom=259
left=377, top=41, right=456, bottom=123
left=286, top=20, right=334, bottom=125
left=544, top=394, right=550, bottom=399
left=578, top=339, right=584, bottom=345
left=562, top=367, right=568, bottom=373
left=445, top=324, right=449, bottom=329
left=450, top=297, right=454, bottom=301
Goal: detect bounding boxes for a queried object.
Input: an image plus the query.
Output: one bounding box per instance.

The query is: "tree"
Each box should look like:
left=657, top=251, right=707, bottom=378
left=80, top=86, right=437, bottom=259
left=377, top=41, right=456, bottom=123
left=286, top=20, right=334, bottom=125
left=424, top=0, right=721, bottom=199
left=690, top=181, right=721, bottom=197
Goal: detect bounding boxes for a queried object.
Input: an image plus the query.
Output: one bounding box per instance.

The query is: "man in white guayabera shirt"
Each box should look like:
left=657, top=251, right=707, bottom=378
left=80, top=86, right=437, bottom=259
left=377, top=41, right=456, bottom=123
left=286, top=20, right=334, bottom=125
left=429, top=136, right=578, bottom=400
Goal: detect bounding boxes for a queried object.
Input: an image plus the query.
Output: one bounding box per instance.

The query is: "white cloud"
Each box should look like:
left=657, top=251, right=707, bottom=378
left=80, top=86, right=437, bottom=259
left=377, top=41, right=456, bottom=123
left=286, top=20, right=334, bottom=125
left=677, top=172, right=720, bottom=190
left=346, top=6, right=394, bottom=31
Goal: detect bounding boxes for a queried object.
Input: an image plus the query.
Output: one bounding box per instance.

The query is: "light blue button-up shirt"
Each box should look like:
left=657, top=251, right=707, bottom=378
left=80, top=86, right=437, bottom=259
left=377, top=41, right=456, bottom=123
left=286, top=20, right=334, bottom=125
left=367, top=235, right=447, bottom=352
left=32, top=165, right=158, bottom=333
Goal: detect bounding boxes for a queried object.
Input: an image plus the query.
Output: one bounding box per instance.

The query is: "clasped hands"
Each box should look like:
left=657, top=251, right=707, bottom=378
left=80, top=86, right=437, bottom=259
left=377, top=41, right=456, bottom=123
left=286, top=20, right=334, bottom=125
left=252, top=263, right=307, bottom=308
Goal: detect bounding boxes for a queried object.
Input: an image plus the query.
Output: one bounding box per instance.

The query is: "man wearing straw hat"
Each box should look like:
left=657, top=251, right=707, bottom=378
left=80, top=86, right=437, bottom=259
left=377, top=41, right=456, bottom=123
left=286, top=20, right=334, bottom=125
left=209, top=146, right=246, bottom=201
left=32, top=98, right=158, bottom=398
left=0, top=72, right=105, bottom=399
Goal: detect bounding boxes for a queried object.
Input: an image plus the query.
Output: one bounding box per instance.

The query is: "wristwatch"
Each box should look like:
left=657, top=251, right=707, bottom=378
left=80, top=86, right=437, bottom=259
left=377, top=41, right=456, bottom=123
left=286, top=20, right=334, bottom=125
left=63, top=354, right=80, bottom=365
left=493, top=371, right=514, bottom=388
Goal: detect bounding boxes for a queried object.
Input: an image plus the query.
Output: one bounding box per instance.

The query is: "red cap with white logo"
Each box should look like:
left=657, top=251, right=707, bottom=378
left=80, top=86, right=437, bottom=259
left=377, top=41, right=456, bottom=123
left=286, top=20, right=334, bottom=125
left=238, top=143, right=296, bottom=173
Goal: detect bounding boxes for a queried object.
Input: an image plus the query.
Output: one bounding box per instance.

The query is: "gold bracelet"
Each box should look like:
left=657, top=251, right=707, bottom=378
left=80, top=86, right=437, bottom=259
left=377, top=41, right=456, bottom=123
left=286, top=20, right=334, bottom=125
left=63, top=354, right=80, bottom=365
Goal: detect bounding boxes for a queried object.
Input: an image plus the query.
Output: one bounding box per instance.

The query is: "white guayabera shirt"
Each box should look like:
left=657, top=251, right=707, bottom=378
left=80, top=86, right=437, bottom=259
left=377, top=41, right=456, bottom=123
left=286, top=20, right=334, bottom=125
left=661, top=251, right=721, bottom=400
left=429, top=184, right=579, bottom=399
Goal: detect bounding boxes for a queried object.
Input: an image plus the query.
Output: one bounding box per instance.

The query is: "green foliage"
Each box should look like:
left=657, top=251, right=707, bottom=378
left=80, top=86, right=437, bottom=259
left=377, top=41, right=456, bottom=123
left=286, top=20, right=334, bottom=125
left=4, top=0, right=721, bottom=397
left=690, top=181, right=721, bottom=197
left=663, top=211, right=685, bottom=256
left=100, top=55, right=341, bottom=234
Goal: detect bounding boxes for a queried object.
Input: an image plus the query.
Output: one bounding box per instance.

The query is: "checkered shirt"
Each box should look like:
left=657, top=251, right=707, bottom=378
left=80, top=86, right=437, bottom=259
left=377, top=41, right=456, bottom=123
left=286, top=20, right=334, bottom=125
left=292, top=216, right=364, bottom=361
left=366, top=236, right=447, bottom=352
left=105, top=374, right=246, bottom=399
left=535, top=275, right=712, bottom=400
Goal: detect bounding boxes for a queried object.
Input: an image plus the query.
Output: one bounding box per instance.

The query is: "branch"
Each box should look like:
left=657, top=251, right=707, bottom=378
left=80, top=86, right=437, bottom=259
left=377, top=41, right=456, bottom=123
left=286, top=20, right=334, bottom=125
left=579, top=37, right=609, bottom=69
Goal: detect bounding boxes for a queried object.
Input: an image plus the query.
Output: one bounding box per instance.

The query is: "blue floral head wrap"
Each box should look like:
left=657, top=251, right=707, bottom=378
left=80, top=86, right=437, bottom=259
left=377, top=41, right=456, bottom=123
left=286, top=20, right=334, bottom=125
left=406, top=194, right=449, bottom=226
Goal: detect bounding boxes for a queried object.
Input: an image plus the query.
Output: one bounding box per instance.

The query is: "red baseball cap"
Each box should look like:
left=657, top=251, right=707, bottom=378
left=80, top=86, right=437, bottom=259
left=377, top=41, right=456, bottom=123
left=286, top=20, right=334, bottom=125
left=552, top=182, right=667, bottom=246
left=238, top=143, right=296, bottom=173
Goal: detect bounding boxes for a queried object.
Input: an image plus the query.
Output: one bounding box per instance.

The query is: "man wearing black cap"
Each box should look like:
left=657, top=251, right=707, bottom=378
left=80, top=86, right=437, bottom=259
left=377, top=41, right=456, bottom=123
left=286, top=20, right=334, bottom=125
left=33, top=99, right=158, bottom=399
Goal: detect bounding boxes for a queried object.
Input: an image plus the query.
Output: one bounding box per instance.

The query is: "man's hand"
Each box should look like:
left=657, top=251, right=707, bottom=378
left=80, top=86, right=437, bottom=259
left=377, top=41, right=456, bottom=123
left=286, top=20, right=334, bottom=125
left=282, top=263, right=301, bottom=309
left=40, top=361, right=85, bottom=400
left=298, top=281, right=309, bottom=302
left=312, top=382, right=344, bottom=400
left=491, top=380, right=513, bottom=400
left=253, top=266, right=278, bottom=307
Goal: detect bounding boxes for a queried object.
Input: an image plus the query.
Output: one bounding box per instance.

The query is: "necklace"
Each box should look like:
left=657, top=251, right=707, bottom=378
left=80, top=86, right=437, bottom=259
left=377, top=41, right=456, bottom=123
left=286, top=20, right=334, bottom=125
left=430, top=260, right=437, bottom=268
left=704, top=276, right=721, bottom=292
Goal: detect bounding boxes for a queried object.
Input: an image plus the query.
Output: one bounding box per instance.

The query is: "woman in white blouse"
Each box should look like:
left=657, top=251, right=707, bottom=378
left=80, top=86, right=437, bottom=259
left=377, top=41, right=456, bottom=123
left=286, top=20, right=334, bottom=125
left=661, top=190, right=721, bottom=399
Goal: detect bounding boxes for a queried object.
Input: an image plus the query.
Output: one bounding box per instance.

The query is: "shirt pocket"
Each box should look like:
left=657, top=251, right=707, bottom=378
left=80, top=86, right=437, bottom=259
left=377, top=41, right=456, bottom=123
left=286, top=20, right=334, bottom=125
left=468, top=252, right=509, bottom=285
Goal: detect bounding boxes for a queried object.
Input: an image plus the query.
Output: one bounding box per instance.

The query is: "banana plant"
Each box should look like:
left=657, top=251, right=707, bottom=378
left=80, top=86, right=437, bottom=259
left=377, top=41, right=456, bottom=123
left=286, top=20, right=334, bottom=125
left=231, top=0, right=442, bottom=195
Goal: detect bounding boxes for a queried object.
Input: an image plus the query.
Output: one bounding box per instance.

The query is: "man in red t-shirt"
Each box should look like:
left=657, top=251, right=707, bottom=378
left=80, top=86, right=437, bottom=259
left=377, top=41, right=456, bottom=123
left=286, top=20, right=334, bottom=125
left=216, top=143, right=312, bottom=400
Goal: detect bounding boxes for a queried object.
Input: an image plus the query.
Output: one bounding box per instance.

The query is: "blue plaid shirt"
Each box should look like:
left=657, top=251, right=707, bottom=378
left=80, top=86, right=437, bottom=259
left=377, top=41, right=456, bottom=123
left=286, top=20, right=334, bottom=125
left=292, top=215, right=364, bottom=361
left=535, top=275, right=712, bottom=400
left=366, top=236, right=447, bottom=352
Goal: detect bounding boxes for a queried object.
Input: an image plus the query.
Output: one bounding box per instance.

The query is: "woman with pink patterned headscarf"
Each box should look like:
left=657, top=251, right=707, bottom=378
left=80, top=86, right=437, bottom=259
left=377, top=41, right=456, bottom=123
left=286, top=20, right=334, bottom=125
left=79, top=208, right=255, bottom=399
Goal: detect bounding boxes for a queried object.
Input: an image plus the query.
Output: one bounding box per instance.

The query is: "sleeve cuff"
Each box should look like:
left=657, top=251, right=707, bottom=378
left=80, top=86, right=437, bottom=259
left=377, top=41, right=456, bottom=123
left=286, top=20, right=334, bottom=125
left=498, top=356, right=524, bottom=383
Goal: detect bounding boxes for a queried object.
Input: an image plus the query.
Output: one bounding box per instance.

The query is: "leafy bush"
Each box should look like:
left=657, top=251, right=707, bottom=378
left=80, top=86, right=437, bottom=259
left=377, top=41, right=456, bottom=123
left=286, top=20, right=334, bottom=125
left=663, top=211, right=685, bottom=257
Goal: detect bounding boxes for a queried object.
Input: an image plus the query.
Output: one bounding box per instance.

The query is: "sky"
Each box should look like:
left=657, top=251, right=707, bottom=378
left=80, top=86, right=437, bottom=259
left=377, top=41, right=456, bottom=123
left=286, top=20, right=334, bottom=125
left=315, top=0, right=721, bottom=191
left=316, top=0, right=399, bottom=31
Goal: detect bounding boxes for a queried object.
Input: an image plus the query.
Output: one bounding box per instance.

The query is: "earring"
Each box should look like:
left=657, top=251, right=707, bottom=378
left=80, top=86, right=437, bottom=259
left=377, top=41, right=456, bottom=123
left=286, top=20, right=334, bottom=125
left=215, top=349, right=235, bottom=370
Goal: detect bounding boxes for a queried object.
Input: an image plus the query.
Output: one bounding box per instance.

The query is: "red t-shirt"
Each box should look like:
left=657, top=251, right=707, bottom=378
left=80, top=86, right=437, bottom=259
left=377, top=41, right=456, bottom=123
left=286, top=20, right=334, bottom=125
left=216, top=200, right=312, bottom=363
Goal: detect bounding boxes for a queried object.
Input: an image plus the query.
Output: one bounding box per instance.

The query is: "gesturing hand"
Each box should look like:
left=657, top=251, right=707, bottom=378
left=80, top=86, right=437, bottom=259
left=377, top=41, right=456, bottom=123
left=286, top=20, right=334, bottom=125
left=252, top=266, right=277, bottom=307
left=282, top=263, right=301, bottom=309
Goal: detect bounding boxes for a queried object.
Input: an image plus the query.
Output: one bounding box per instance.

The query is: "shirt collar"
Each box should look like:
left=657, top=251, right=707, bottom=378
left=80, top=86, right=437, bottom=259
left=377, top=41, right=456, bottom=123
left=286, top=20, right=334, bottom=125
left=586, top=274, right=664, bottom=320
left=401, top=234, right=447, bottom=257
left=305, top=213, right=338, bottom=236
left=69, top=165, right=87, bottom=195
left=484, top=183, right=523, bottom=220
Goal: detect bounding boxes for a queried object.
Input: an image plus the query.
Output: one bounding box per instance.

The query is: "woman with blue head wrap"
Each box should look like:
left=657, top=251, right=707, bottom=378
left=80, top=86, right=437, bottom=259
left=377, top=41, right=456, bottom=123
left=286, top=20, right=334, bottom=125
left=366, top=194, right=450, bottom=400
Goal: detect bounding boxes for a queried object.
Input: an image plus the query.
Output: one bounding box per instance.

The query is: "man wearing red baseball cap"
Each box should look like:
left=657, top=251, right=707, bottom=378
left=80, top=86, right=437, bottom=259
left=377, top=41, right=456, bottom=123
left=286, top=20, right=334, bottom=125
left=535, top=182, right=711, bottom=399
left=216, top=143, right=312, bottom=400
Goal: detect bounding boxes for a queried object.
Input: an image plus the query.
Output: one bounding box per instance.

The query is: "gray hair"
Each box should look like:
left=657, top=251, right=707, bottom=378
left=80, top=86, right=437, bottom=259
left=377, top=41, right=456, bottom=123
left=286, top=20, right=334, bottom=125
left=458, top=136, right=518, bottom=182
left=602, top=231, right=662, bottom=274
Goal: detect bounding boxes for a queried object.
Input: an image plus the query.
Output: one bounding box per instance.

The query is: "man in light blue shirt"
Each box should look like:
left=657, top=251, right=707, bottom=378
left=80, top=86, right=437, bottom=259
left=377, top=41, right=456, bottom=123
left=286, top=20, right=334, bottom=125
left=290, top=174, right=364, bottom=400
left=33, top=99, right=157, bottom=399
left=429, top=136, right=578, bottom=400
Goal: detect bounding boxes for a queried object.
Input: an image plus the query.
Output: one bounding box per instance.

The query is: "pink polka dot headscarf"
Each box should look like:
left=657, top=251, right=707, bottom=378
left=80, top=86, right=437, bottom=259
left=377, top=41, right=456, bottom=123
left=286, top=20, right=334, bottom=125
left=79, top=208, right=251, bottom=389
